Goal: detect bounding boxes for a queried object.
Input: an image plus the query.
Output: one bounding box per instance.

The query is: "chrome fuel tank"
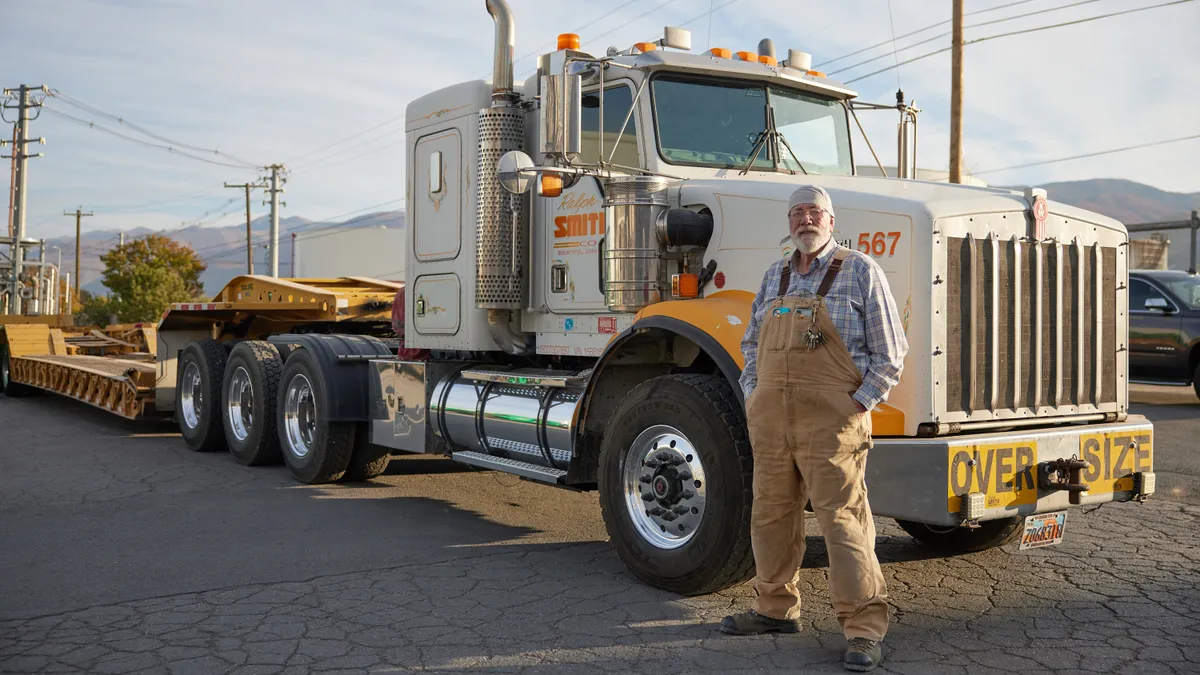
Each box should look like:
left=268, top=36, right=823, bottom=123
left=430, top=367, right=586, bottom=468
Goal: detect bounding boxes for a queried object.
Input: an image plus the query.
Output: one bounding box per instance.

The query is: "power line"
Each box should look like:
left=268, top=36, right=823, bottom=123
left=845, top=0, right=1195, bottom=84
left=513, top=0, right=739, bottom=82
left=816, top=0, right=1042, bottom=69
left=291, top=132, right=405, bottom=172
left=973, top=133, right=1200, bottom=175
left=48, top=90, right=262, bottom=167
left=89, top=190, right=233, bottom=213
left=294, top=138, right=406, bottom=175
left=41, top=106, right=254, bottom=169
left=829, top=0, right=1103, bottom=77
left=285, top=113, right=406, bottom=165
left=504, top=0, right=643, bottom=78
left=192, top=198, right=405, bottom=263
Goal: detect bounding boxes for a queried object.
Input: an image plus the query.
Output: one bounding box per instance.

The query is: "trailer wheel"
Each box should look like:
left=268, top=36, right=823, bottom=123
left=177, top=339, right=228, bottom=452
left=598, top=373, right=755, bottom=596
left=277, top=349, right=354, bottom=484
left=895, top=517, right=1023, bottom=553
left=1, top=342, right=11, bottom=395
left=222, top=341, right=283, bottom=466
left=342, top=424, right=391, bottom=482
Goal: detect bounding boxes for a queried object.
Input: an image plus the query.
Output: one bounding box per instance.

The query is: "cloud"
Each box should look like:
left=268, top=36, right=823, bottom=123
left=4, top=0, right=1197, bottom=239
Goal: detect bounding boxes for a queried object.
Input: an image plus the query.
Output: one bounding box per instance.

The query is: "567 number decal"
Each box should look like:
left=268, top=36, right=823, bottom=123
left=857, top=231, right=902, bottom=257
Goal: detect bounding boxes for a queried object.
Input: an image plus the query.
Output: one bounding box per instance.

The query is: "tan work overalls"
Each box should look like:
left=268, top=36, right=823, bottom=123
left=745, top=250, right=889, bottom=642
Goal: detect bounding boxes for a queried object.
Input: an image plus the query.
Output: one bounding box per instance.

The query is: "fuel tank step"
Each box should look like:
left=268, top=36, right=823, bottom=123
left=451, top=450, right=568, bottom=485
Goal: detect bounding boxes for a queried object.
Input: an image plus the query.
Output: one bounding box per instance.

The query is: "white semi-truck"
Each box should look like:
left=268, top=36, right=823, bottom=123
left=125, top=1, right=1154, bottom=595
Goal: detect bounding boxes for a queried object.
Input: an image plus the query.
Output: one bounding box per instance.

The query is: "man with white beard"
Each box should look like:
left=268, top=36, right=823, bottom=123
left=721, top=185, right=908, bottom=673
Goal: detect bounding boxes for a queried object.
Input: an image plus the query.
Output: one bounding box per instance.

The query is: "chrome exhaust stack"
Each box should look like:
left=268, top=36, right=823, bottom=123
left=485, top=0, right=515, bottom=104
left=478, top=0, right=529, bottom=353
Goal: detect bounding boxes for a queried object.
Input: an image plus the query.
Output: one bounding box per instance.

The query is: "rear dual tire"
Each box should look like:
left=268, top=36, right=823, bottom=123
left=177, top=339, right=228, bottom=452
left=222, top=341, right=284, bottom=466
left=277, top=349, right=355, bottom=484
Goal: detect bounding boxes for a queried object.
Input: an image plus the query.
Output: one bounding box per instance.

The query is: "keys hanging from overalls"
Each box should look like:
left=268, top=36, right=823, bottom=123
left=803, top=323, right=825, bottom=350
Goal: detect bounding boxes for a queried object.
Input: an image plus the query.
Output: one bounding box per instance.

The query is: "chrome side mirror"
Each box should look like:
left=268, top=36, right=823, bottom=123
left=1144, top=297, right=1173, bottom=313
left=497, top=150, right=535, bottom=195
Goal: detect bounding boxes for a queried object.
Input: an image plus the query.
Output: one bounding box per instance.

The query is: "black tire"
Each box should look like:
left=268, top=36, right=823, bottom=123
left=343, top=424, right=391, bottom=482
left=221, top=341, right=283, bottom=466
left=0, top=341, right=9, bottom=394
left=276, top=349, right=354, bottom=484
left=1, top=341, right=38, bottom=398
left=1192, top=360, right=1200, bottom=401
left=895, top=517, right=1024, bottom=553
left=598, top=373, right=755, bottom=596
left=176, top=339, right=228, bottom=452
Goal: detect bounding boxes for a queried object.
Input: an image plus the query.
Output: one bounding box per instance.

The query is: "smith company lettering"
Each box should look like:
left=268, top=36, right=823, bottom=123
left=947, top=442, right=1038, bottom=512
left=554, top=211, right=606, bottom=239
left=559, top=192, right=598, bottom=212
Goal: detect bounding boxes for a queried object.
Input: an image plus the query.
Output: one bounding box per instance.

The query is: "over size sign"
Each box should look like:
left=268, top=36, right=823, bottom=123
left=947, top=442, right=1038, bottom=514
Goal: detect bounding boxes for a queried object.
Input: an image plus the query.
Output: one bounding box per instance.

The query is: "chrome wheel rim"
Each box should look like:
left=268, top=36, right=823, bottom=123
left=180, top=362, right=202, bottom=429
left=623, top=425, right=707, bottom=550
left=283, top=374, right=316, bottom=459
left=227, top=366, right=253, bottom=442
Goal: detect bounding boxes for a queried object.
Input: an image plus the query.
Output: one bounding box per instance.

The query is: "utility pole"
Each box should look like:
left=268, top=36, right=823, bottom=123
left=118, top=231, right=125, bottom=247
left=948, top=0, right=965, bottom=184
left=225, top=179, right=268, bottom=274
left=262, top=164, right=287, bottom=277
left=64, top=208, right=93, bottom=304
left=2, top=84, right=49, bottom=314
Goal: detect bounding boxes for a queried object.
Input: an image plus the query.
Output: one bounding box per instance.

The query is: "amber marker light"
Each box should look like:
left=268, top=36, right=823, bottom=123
left=758, top=55, right=777, bottom=66
left=735, top=50, right=756, bottom=61
left=540, top=173, right=564, bottom=197
left=709, top=47, right=732, bottom=58
left=672, top=273, right=700, bottom=299
left=557, top=33, right=580, bottom=50
left=634, top=42, right=657, bottom=53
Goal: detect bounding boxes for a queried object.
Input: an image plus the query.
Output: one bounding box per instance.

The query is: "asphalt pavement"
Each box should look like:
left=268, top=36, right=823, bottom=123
left=0, top=388, right=1197, bottom=675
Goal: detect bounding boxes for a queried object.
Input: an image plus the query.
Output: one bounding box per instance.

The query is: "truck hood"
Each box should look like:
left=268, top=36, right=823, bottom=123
left=677, top=173, right=1127, bottom=233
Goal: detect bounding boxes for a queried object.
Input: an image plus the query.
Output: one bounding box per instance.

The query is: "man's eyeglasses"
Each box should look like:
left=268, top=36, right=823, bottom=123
left=788, top=206, right=827, bottom=220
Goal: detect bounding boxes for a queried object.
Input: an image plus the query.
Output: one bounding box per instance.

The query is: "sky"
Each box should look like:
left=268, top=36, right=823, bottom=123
left=3, top=0, right=1199, bottom=240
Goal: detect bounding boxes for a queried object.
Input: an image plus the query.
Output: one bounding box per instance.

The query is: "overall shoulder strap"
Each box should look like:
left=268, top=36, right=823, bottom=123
left=777, top=260, right=792, bottom=299
left=816, top=249, right=851, bottom=298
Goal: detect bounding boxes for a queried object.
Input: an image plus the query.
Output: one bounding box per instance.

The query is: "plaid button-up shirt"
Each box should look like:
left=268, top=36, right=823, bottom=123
left=738, top=243, right=909, bottom=411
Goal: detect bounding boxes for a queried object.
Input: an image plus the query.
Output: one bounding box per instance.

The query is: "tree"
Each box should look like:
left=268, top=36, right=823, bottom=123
left=94, top=234, right=207, bottom=324
left=76, top=289, right=115, bottom=327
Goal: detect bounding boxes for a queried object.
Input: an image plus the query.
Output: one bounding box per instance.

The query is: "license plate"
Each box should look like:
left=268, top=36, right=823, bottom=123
left=1019, top=511, right=1067, bottom=550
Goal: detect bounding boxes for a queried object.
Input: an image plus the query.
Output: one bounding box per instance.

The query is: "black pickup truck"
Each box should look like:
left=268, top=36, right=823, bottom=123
left=1129, top=270, right=1200, bottom=398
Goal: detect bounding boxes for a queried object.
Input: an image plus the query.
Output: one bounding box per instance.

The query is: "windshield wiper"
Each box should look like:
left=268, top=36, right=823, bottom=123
left=738, top=107, right=808, bottom=176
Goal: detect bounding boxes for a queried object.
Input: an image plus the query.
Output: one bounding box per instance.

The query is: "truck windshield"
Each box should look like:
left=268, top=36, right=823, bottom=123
left=1161, top=273, right=1200, bottom=309
left=651, top=74, right=852, bottom=174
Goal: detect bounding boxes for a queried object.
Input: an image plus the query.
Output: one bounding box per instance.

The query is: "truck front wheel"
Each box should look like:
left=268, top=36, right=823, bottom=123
left=277, top=349, right=354, bottom=484
left=895, top=517, right=1023, bottom=553
left=598, top=373, right=755, bottom=596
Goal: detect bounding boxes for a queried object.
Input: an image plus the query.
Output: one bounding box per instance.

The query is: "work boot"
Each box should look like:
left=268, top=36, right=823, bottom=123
left=843, top=637, right=883, bottom=672
left=718, top=609, right=801, bottom=635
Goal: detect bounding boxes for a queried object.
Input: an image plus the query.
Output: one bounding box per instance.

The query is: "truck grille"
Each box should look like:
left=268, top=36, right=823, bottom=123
left=945, top=235, right=1118, bottom=414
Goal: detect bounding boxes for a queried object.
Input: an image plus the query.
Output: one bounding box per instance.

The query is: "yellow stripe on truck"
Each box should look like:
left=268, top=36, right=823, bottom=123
left=636, top=290, right=905, bottom=435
